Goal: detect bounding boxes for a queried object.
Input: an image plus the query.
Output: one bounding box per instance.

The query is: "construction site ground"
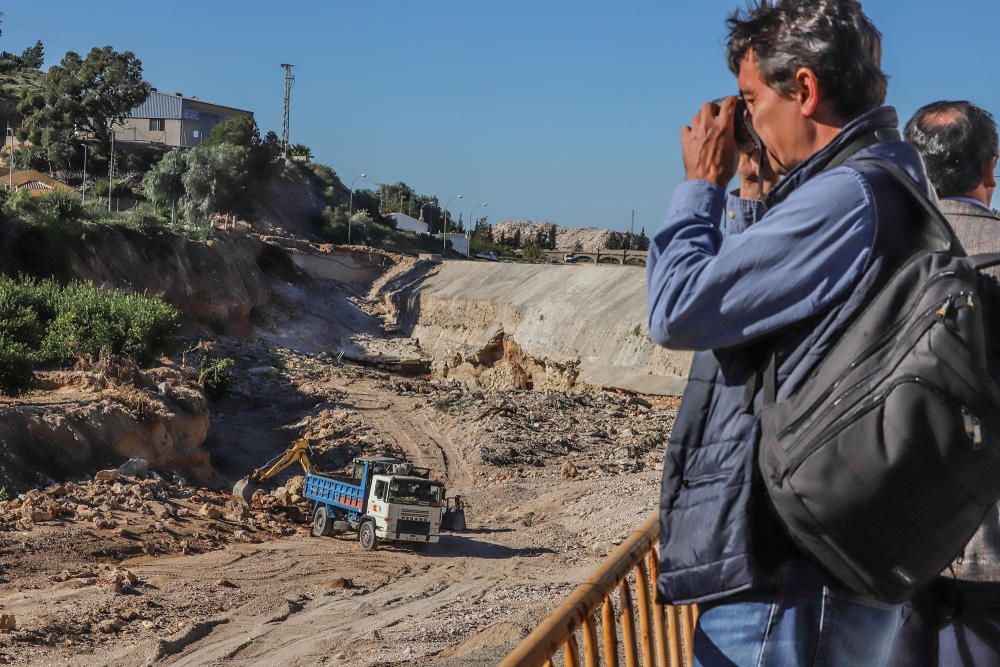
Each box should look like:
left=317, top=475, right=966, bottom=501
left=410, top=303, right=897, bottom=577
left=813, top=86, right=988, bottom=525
left=0, top=332, right=677, bottom=666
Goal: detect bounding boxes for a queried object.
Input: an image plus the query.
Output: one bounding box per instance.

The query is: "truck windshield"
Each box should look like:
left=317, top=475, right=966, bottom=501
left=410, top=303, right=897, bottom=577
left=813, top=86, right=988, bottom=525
left=387, top=480, right=443, bottom=506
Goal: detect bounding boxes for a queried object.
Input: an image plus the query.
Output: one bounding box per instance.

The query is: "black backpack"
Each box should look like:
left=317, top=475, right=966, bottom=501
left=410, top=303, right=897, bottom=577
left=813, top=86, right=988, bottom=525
left=758, top=158, right=1000, bottom=603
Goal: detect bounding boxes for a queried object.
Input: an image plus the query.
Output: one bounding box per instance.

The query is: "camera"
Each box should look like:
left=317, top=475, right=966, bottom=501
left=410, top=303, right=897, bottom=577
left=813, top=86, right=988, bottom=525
left=713, top=96, right=758, bottom=148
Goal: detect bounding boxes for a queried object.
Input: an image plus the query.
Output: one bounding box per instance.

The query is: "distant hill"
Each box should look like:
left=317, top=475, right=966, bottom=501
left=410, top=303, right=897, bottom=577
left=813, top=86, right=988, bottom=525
left=492, top=220, right=611, bottom=252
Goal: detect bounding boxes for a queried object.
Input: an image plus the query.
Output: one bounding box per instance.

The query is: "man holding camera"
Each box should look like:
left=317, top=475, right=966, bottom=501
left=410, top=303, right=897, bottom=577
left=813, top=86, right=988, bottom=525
left=647, top=0, right=931, bottom=662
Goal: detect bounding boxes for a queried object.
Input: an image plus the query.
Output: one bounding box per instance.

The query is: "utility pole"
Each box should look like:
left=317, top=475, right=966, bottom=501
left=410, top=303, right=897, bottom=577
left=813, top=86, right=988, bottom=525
left=280, top=64, right=295, bottom=161
left=108, top=127, right=115, bottom=212
left=82, top=144, right=87, bottom=203
left=629, top=209, right=635, bottom=250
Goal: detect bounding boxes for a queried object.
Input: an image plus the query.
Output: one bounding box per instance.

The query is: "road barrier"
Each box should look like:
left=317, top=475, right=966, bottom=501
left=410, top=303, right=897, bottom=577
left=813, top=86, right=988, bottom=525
left=500, top=512, right=697, bottom=667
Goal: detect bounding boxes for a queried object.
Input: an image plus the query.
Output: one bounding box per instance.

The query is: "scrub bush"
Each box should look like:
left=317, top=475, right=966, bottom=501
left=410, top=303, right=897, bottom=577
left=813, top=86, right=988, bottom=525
left=0, top=276, right=180, bottom=394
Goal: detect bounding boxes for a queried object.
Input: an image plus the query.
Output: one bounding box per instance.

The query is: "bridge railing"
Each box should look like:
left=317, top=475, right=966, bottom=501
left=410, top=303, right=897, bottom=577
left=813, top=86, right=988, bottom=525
left=500, top=512, right=697, bottom=667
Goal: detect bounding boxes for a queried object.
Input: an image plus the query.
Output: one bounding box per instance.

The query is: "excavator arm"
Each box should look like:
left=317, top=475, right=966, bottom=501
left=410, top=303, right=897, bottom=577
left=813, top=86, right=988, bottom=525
left=232, top=439, right=313, bottom=505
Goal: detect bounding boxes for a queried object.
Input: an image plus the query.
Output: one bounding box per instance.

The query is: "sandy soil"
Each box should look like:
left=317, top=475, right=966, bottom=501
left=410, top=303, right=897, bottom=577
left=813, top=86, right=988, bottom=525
left=0, top=342, right=672, bottom=666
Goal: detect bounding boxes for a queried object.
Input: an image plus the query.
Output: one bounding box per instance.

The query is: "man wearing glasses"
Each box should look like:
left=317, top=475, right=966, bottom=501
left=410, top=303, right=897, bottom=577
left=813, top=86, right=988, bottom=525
left=893, top=100, right=1000, bottom=666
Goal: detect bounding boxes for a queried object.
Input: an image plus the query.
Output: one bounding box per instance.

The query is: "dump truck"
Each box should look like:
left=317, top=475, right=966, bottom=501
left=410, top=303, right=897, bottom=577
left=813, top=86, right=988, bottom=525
left=233, top=440, right=464, bottom=550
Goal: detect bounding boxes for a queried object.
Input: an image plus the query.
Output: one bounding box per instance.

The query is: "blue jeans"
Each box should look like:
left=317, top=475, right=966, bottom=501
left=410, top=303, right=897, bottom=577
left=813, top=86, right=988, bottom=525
left=694, top=560, right=903, bottom=667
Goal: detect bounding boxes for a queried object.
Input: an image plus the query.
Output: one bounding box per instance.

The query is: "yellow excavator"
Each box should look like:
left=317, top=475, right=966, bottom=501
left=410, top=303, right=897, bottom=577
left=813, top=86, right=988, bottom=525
left=232, top=438, right=314, bottom=505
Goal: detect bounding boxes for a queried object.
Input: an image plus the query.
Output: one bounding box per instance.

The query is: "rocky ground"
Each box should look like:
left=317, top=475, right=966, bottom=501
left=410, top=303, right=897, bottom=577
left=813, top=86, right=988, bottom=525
left=0, top=333, right=676, bottom=666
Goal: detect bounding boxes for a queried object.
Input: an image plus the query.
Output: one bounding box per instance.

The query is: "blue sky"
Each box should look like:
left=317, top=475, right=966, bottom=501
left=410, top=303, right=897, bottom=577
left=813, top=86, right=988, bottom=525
left=2, top=1, right=997, bottom=232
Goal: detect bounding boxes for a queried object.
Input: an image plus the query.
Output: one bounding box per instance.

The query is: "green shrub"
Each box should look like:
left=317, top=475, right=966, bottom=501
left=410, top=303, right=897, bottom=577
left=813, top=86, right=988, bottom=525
left=198, top=355, right=235, bottom=400
left=35, top=190, right=86, bottom=223
left=124, top=206, right=167, bottom=235
left=3, top=189, right=37, bottom=216
left=44, top=283, right=180, bottom=363
left=8, top=145, right=47, bottom=171
left=0, top=336, right=38, bottom=395
left=90, top=178, right=133, bottom=198
left=0, top=276, right=181, bottom=394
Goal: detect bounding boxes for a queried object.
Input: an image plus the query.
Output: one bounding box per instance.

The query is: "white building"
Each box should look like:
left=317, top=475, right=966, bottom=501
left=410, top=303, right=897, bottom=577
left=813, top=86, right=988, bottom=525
left=444, top=232, right=470, bottom=257
left=390, top=213, right=429, bottom=235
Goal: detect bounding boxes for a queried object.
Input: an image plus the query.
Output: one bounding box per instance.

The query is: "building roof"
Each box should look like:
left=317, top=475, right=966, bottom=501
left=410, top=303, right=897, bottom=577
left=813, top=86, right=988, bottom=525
left=128, top=90, right=253, bottom=120
left=0, top=168, right=74, bottom=196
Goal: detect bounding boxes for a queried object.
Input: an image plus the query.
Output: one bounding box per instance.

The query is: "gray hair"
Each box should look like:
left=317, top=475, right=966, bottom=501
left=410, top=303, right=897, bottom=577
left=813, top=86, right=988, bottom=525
left=726, top=0, right=887, bottom=121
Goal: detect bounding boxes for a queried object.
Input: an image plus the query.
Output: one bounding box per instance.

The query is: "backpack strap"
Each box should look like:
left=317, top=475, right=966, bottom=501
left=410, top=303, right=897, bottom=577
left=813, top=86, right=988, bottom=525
left=824, top=128, right=900, bottom=171
left=851, top=157, right=962, bottom=255
left=969, top=253, right=1000, bottom=272
left=745, top=153, right=959, bottom=413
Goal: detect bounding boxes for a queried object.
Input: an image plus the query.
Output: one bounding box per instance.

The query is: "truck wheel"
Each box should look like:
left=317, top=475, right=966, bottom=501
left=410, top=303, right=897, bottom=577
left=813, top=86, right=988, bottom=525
left=312, top=506, right=334, bottom=537
left=359, top=521, right=378, bottom=551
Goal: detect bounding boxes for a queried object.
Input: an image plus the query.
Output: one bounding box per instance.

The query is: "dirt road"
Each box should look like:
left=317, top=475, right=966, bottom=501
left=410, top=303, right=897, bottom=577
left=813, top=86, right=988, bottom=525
left=0, top=346, right=668, bottom=666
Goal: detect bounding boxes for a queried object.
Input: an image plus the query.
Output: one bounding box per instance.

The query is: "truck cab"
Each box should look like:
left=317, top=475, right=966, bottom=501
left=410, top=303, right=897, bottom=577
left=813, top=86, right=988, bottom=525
left=366, top=472, right=445, bottom=546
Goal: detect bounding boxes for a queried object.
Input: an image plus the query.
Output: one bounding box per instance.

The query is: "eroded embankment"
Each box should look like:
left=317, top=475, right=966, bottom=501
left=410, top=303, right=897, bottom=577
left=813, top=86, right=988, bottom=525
left=0, top=225, right=399, bottom=489
left=382, top=261, right=691, bottom=395
left=0, top=224, right=302, bottom=488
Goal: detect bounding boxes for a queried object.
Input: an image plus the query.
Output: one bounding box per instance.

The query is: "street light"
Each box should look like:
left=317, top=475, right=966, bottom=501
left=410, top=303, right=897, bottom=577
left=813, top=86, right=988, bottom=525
left=419, top=201, right=434, bottom=222
left=467, top=202, right=488, bottom=232
left=348, top=172, right=367, bottom=245
left=443, top=194, right=463, bottom=253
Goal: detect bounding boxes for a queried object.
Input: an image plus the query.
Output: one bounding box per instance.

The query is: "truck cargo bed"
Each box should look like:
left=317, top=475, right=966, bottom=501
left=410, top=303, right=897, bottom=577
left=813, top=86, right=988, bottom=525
left=305, top=472, right=365, bottom=512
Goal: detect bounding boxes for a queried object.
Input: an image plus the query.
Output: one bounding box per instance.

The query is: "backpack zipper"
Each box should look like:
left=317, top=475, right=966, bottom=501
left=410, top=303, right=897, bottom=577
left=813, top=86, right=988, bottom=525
left=773, top=270, right=960, bottom=439
left=782, top=375, right=998, bottom=480
left=777, top=293, right=956, bottom=442
left=962, top=407, right=984, bottom=449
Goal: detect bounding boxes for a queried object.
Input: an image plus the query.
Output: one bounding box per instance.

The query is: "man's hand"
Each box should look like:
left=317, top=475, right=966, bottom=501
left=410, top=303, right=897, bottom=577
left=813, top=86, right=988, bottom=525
left=682, top=97, right=738, bottom=186
left=737, top=145, right=778, bottom=200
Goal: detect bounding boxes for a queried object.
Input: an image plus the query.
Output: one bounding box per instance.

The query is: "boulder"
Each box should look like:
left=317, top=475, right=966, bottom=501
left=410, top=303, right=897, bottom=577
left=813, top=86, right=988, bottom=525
left=147, top=501, right=175, bottom=520
left=286, top=475, right=305, bottom=496
left=97, top=618, right=122, bottom=633
left=199, top=503, right=223, bottom=520
left=272, top=487, right=291, bottom=507
left=94, top=469, right=120, bottom=482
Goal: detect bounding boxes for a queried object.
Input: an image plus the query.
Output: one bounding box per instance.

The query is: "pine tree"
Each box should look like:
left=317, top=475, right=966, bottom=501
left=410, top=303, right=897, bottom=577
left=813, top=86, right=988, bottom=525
left=21, top=40, right=43, bottom=69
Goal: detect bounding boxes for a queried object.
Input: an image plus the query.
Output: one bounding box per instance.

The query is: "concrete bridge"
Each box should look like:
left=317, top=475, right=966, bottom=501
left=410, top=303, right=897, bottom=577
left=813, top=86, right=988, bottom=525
left=542, top=249, right=648, bottom=266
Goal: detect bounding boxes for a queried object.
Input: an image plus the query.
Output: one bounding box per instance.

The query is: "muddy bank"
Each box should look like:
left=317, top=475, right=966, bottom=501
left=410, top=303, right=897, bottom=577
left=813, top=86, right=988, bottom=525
left=0, top=364, right=212, bottom=493
left=379, top=261, right=691, bottom=395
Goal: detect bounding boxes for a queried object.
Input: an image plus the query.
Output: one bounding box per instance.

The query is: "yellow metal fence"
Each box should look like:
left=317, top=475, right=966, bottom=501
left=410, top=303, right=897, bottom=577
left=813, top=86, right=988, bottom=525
left=500, top=513, right=698, bottom=667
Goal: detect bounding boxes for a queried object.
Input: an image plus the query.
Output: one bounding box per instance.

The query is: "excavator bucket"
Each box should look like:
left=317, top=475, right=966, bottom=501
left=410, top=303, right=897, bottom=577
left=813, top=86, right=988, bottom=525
left=443, top=496, right=466, bottom=532
left=232, top=477, right=257, bottom=506
left=444, top=506, right=466, bottom=532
